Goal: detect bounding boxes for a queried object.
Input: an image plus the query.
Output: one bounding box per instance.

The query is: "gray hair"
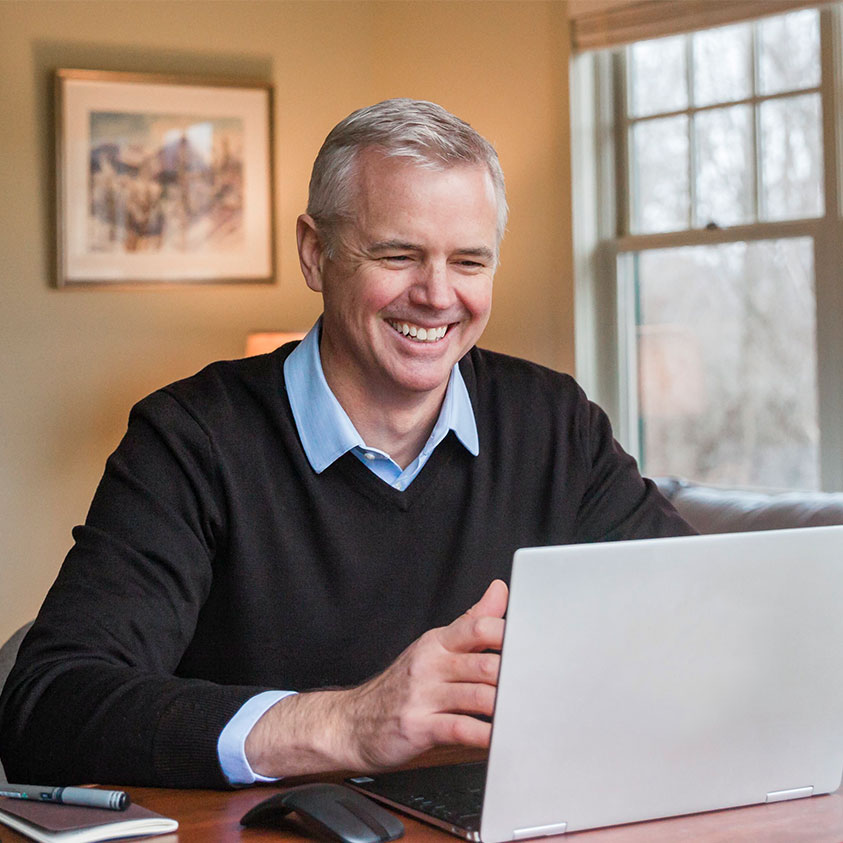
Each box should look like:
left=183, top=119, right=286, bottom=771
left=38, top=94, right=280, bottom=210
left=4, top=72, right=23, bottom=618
left=307, top=98, right=508, bottom=257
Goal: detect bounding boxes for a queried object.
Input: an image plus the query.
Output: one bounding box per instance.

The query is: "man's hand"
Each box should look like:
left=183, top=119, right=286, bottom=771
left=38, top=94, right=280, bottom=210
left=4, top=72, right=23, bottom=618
left=245, top=579, right=508, bottom=777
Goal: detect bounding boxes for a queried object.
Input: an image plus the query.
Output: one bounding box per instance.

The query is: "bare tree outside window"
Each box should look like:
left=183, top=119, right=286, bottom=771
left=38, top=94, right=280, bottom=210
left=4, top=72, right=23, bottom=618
left=621, top=9, right=824, bottom=490
left=635, top=240, right=819, bottom=490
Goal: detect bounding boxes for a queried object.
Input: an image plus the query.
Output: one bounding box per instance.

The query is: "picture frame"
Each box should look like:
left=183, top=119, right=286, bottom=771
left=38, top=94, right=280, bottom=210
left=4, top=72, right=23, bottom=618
left=55, top=69, right=274, bottom=286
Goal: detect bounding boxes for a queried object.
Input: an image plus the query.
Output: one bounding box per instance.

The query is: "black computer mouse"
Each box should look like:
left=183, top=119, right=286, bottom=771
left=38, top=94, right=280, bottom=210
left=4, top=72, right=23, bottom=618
left=240, top=782, right=404, bottom=843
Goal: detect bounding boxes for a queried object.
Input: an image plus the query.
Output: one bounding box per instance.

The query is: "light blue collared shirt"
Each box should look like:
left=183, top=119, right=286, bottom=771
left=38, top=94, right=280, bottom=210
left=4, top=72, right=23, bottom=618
left=283, top=320, right=479, bottom=488
left=217, top=319, right=480, bottom=784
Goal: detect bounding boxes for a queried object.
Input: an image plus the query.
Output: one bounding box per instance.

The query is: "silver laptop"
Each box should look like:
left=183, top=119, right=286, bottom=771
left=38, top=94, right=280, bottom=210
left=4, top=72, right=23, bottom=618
left=349, top=527, right=843, bottom=841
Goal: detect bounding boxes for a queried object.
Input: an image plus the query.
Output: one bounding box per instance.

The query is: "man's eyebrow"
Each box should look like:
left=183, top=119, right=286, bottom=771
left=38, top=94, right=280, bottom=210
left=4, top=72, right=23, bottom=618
left=367, top=239, right=421, bottom=253
left=367, top=240, right=496, bottom=262
left=454, top=246, right=496, bottom=262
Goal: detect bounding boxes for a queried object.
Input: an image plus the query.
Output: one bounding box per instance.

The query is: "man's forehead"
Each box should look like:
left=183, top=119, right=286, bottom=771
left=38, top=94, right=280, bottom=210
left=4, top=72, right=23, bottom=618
left=353, top=147, right=493, bottom=194
left=341, top=148, right=500, bottom=256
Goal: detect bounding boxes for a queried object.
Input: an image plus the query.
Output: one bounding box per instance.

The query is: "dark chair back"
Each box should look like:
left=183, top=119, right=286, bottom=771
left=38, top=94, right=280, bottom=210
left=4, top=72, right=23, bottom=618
left=0, top=620, right=34, bottom=781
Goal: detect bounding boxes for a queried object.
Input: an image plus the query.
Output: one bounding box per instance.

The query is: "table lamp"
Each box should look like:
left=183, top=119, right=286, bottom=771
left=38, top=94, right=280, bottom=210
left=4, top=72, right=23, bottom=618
left=244, top=331, right=306, bottom=357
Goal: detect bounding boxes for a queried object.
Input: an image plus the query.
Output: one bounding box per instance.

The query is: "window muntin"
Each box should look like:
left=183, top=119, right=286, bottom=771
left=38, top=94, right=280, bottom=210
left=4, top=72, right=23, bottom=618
left=625, top=9, right=823, bottom=235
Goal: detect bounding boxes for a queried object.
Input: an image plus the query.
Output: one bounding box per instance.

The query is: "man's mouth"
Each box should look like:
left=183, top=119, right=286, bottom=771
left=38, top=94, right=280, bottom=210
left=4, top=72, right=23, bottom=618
left=387, top=320, right=449, bottom=343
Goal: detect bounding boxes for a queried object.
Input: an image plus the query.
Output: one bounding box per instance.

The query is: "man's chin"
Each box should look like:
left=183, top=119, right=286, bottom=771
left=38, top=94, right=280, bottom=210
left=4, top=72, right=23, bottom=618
left=383, top=363, right=456, bottom=399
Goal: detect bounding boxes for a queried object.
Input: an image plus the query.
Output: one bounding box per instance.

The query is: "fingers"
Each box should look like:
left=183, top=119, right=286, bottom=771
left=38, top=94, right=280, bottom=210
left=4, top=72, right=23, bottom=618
left=466, top=578, right=509, bottom=620
left=433, top=677, right=497, bottom=717
left=435, top=579, right=509, bottom=653
left=429, top=713, right=493, bottom=748
left=439, top=650, right=500, bottom=685
left=326, top=581, right=509, bottom=771
left=438, top=614, right=504, bottom=655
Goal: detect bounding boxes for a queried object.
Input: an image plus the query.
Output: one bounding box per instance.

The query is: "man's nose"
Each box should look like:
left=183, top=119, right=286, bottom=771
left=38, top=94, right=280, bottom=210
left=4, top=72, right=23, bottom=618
left=409, top=261, right=456, bottom=309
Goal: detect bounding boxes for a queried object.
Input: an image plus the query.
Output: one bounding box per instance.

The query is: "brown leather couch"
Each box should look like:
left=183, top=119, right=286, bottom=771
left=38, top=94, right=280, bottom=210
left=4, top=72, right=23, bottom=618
left=655, top=477, right=843, bottom=534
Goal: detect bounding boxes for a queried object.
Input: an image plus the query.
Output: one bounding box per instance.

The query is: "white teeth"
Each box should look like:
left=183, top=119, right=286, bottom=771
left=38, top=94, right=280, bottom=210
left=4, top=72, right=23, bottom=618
left=388, top=320, right=449, bottom=343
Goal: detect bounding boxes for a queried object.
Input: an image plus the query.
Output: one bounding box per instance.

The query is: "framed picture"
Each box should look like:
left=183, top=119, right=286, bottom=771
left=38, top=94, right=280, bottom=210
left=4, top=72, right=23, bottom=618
left=55, top=69, right=274, bottom=286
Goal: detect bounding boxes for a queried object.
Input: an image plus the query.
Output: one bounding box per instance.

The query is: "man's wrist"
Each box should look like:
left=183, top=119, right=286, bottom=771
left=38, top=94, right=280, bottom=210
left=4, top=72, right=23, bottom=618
left=244, top=688, right=359, bottom=778
left=218, top=690, right=298, bottom=785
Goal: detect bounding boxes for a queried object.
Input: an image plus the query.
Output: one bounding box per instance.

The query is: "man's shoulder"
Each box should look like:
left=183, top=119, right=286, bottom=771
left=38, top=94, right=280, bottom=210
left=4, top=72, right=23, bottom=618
left=134, top=345, right=295, bottom=431
left=461, top=346, right=584, bottom=402
left=460, top=347, right=604, bottom=462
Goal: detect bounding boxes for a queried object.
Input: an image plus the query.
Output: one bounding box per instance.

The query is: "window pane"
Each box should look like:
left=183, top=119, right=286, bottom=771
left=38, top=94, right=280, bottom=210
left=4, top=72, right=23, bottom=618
left=630, top=116, right=689, bottom=233
left=634, top=239, right=819, bottom=490
left=693, top=23, right=751, bottom=107
left=760, top=93, right=823, bottom=221
left=758, top=9, right=820, bottom=95
left=695, top=105, right=753, bottom=227
left=629, top=35, right=688, bottom=117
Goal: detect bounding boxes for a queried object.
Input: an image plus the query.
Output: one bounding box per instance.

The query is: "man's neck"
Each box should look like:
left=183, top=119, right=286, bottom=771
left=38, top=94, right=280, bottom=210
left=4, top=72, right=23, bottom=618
left=321, top=367, right=447, bottom=470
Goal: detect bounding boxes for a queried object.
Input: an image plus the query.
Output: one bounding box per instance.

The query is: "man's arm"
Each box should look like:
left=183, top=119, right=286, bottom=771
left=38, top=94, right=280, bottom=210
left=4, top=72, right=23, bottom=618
left=0, top=389, right=267, bottom=788
left=0, top=370, right=508, bottom=789
left=245, top=580, right=507, bottom=777
left=575, top=395, right=696, bottom=542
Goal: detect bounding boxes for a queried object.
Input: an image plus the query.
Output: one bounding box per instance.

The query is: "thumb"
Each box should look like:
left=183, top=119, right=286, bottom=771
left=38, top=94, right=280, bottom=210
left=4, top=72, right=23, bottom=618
left=466, top=579, right=508, bottom=620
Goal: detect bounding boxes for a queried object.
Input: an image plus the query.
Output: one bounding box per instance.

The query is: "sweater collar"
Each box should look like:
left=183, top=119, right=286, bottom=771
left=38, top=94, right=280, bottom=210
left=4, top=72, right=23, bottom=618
left=283, top=319, right=479, bottom=474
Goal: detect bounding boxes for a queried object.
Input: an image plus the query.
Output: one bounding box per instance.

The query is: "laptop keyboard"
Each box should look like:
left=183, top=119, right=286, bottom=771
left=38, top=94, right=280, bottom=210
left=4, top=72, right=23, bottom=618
left=349, top=761, right=487, bottom=831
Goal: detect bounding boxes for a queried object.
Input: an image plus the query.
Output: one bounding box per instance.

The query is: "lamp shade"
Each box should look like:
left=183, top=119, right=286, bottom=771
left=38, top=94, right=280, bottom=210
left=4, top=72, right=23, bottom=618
left=245, top=331, right=306, bottom=356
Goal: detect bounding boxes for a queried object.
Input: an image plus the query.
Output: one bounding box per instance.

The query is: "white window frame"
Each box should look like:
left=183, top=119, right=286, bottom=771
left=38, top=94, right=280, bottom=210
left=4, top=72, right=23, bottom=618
left=571, top=4, right=843, bottom=491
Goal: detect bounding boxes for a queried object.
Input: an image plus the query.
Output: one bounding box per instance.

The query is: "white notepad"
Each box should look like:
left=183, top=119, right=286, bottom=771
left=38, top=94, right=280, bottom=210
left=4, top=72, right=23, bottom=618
left=0, top=798, right=178, bottom=843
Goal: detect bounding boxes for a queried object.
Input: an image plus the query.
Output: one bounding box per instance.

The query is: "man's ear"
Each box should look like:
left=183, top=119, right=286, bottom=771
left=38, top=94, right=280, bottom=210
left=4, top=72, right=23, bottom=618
left=296, top=214, right=326, bottom=292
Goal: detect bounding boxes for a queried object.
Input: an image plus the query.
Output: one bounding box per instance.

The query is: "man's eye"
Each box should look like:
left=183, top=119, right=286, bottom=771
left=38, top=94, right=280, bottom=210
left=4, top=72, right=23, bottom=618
left=382, top=255, right=412, bottom=263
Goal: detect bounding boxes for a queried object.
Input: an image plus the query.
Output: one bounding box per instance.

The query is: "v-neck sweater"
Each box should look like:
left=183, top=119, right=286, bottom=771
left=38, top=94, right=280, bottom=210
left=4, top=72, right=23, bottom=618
left=0, top=344, right=693, bottom=789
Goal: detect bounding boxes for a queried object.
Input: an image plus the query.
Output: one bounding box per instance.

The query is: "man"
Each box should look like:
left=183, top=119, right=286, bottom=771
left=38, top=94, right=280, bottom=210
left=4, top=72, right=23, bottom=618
left=0, top=99, right=693, bottom=789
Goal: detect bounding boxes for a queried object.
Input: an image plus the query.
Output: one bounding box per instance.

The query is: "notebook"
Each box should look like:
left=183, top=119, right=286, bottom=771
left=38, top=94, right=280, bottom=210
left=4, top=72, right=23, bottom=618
left=0, top=797, right=178, bottom=843
left=349, top=526, right=843, bottom=841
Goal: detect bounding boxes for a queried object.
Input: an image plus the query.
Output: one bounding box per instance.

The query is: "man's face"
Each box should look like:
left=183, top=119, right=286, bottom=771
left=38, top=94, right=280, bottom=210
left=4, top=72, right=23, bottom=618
left=308, top=150, right=499, bottom=408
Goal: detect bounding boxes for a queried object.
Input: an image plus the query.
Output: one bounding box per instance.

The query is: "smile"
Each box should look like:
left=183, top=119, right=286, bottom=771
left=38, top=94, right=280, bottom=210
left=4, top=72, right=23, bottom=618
left=387, top=320, right=449, bottom=343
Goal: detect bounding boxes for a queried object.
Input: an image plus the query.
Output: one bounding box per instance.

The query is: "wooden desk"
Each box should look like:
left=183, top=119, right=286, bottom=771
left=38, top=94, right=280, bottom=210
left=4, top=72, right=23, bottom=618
left=3, top=753, right=843, bottom=843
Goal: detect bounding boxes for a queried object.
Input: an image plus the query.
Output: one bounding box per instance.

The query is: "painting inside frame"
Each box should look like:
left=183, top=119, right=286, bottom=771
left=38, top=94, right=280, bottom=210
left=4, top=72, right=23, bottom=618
left=56, top=70, right=274, bottom=286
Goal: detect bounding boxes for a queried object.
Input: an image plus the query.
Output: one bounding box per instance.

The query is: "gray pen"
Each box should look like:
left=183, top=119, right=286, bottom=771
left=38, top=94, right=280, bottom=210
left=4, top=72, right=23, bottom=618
left=0, top=784, right=130, bottom=811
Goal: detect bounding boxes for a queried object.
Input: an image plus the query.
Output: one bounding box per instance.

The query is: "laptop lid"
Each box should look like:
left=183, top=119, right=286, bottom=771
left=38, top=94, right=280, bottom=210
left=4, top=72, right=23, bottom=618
left=480, top=526, right=843, bottom=841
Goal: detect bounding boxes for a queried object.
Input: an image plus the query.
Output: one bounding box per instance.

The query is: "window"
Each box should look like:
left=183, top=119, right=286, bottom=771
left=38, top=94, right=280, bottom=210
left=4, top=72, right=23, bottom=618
left=572, top=5, right=843, bottom=491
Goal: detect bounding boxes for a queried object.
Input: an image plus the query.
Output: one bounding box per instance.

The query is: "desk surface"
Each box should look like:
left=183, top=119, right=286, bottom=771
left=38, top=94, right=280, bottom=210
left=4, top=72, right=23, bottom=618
left=3, top=750, right=843, bottom=843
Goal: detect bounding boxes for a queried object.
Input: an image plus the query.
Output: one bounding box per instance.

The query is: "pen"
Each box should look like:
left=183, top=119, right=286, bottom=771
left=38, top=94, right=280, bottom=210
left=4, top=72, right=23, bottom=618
left=0, top=784, right=130, bottom=811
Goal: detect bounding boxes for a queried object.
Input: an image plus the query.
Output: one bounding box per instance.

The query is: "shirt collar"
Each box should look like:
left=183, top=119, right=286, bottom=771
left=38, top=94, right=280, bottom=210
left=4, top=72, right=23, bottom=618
left=284, top=319, right=479, bottom=474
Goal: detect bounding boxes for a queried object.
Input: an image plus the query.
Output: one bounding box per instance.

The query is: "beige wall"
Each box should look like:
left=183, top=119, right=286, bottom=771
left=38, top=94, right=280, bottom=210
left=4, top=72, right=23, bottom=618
left=0, top=0, right=573, bottom=642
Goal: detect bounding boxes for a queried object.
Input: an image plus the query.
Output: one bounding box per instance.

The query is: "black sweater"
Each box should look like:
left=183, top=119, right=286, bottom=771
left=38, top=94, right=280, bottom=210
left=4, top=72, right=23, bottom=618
left=0, top=345, right=693, bottom=788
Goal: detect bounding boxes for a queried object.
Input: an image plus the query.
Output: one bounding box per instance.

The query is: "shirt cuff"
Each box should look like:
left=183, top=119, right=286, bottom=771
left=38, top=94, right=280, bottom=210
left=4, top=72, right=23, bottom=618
left=217, top=690, right=298, bottom=785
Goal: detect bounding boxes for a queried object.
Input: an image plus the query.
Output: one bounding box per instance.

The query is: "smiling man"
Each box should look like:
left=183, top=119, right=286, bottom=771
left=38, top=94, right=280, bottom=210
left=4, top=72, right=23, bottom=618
left=0, top=100, right=693, bottom=789
left=300, top=145, right=498, bottom=469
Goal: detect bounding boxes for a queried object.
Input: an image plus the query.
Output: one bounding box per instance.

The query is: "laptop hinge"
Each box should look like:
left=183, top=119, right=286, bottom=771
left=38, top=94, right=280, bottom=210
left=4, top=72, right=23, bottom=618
left=766, top=786, right=814, bottom=803
left=513, top=822, right=568, bottom=838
